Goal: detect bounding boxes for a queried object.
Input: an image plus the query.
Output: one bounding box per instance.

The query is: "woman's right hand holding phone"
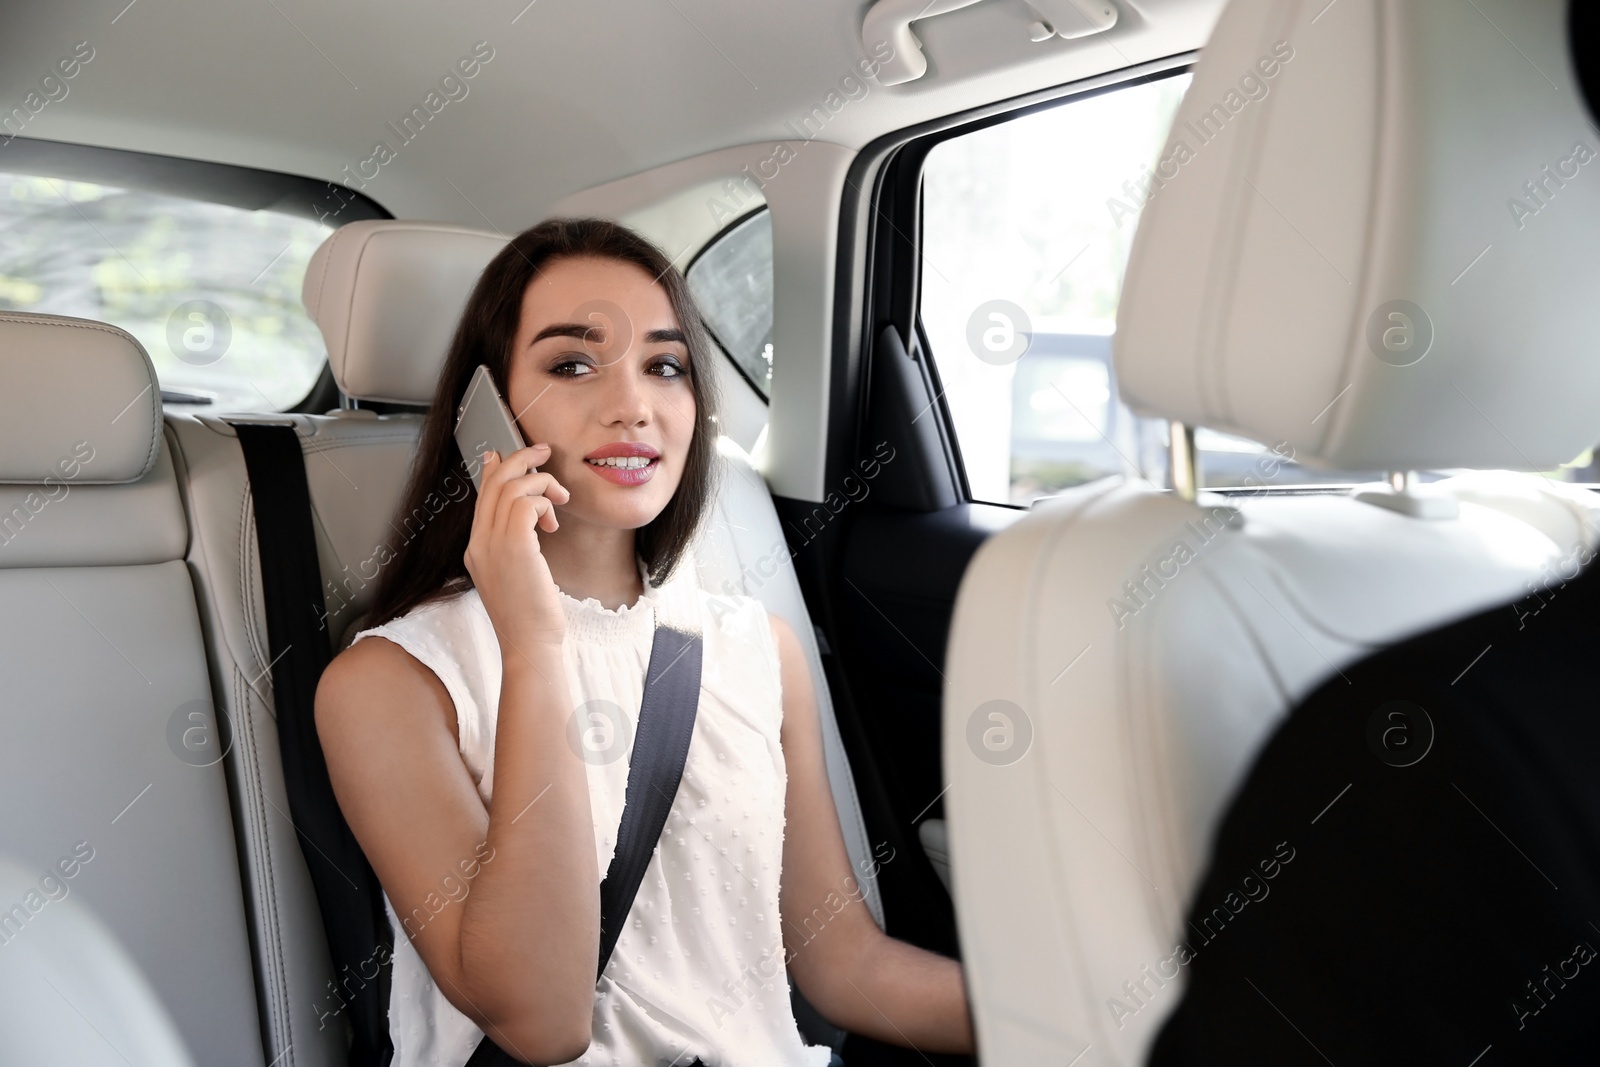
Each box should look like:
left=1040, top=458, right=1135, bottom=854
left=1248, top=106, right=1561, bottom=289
left=463, top=443, right=571, bottom=652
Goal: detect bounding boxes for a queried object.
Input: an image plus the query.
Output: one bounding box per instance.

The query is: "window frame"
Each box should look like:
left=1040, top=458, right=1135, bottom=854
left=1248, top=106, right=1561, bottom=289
left=834, top=55, right=1197, bottom=511
left=685, top=203, right=774, bottom=405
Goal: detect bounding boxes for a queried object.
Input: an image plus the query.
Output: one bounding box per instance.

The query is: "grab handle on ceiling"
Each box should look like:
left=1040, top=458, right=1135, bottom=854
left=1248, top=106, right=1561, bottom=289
left=863, top=0, right=1118, bottom=85
left=864, top=0, right=987, bottom=86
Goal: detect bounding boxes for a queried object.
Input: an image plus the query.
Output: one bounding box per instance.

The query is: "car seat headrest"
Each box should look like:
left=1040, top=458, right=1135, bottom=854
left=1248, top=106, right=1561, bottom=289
left=1115, top=0, right=1600, bottom=471
left=303, top=220, right=507, bottom=405
left=0, top=312, right=161, bottom=485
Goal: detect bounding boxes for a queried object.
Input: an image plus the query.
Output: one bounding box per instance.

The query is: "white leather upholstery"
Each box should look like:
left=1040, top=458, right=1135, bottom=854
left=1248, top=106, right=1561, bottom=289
left=302, top=220, right=506, bottom=404
left=1116, top=0, right=1600, bottom=471
left=0, top=319, right=264, bottom=1065
left=944, top=1, right=1600, bottom=1064
left=0, top=312, right=163, bottom=484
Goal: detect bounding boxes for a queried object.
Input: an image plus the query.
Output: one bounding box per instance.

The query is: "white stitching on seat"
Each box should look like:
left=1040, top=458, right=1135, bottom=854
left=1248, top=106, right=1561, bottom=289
left=306, top=222, right=347, bottom=325
left=239, top=483, right=271, bottom=679
left=243, top=660, right=297, bottom=1066
left=233, top=662, right=293, bottom=1065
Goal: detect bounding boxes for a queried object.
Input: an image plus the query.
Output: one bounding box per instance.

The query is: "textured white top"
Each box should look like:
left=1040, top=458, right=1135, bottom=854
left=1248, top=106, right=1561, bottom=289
left=352, top=555, right=831, bottom=1067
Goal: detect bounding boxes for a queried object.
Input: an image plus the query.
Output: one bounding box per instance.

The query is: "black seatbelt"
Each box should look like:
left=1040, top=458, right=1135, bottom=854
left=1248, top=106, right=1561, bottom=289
left=597, top=625, right=702, bottom=975
left=466, top=624, right=704, bottom=1067
left=236, top=422, right=394, bottom=1067
left=238, top=422, right=707, bottom=1067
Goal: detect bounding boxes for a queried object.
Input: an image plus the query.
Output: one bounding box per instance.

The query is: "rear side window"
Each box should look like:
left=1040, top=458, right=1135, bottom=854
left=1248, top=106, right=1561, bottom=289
left=687, top=208, right=774, bottom=400
left=0, top=172, right=331, bottom=411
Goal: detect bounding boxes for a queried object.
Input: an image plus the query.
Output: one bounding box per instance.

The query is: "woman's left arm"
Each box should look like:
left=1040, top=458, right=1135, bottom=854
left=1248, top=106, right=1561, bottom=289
left=770, top=613, right=975, bottom=1055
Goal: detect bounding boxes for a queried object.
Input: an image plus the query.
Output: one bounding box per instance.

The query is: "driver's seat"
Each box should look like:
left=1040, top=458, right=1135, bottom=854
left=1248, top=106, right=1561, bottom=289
left=941, top=0, right=1600, bottom=1063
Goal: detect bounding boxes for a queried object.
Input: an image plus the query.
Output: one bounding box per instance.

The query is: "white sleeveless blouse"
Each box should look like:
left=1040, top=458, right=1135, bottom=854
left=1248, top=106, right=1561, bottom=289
left=351, top=555, right=832, bottom=1067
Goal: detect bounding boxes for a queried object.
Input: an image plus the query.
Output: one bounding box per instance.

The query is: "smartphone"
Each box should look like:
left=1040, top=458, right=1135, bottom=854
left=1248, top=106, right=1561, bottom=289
left=454, top=364, right=528, bottom=491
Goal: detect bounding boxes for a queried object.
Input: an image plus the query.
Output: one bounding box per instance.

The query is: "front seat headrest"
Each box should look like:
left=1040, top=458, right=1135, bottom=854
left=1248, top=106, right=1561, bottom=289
left=0, top=312, right=161, bottom=484
left=1115, top=0, right=1600, bottom=471
left=303, top=220, right=507, bottom=405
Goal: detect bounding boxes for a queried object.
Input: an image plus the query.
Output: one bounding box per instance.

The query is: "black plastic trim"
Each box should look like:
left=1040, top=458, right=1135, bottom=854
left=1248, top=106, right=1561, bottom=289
left=685, top=203, right=769, bottom=273
left=288, top=364, right=341, bottom=415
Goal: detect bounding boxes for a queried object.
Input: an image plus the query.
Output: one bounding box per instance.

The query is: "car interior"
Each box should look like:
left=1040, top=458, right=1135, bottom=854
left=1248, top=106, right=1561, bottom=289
left=2, top=0, right=1598, bottom=1064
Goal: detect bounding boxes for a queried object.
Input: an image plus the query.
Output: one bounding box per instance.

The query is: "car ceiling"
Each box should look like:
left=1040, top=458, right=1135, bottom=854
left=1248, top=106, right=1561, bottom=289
left=1, top=0, right=1222, bottom=227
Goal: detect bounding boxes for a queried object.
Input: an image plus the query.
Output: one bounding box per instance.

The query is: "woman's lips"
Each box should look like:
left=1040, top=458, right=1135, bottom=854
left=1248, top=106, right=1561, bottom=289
left=583, top=443, right=659, bottom=487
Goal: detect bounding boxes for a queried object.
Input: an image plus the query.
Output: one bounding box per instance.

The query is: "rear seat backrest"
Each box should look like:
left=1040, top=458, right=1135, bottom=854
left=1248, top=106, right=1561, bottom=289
left=168, top=410, right=424, bottom=1067
left=0, top=312, right=264, bottom=1065
left=168, top=219, right=880, bottom=1066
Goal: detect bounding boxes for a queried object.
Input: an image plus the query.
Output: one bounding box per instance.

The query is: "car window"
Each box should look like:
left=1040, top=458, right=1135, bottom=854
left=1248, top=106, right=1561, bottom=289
left=687, top=208, right=773, bottom=400
left=919, top=73, right=1406, bottom=505
left=0, top=172, right=331, bottom=411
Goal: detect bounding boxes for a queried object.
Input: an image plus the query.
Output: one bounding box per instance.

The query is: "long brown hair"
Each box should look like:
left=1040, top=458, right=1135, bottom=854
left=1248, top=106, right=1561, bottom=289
left=364, top=217, right=721, bottom=628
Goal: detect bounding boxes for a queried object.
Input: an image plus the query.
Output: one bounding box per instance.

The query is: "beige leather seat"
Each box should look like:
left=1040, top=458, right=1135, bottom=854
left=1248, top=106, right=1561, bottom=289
left=167, top=219, right=880, bottom=1066
left=168, top=406, right=419, bottom=1067
left=0, top=312, right=264, bottom=1064
left=941, top=0, right=1600, bottom=1063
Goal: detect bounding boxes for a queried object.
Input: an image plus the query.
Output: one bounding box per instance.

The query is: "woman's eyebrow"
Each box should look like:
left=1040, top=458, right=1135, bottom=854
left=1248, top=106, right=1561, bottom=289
left=529, top=323, right=687, bottom=345
left=530, top=322, right=596, bottom=345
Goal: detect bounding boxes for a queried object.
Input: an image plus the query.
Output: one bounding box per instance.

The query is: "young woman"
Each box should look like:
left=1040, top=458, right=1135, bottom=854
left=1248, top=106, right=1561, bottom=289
left=316, top=218, right=974, bottom=1066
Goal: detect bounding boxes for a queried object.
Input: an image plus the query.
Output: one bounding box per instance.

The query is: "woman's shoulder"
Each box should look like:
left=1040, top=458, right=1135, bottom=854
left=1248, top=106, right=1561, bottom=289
left=326, top=585, right=488, bottom=760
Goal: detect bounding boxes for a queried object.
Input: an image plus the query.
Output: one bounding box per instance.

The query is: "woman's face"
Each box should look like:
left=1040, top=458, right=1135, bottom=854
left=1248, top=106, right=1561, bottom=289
left=504, top=255, right=697, bottom=534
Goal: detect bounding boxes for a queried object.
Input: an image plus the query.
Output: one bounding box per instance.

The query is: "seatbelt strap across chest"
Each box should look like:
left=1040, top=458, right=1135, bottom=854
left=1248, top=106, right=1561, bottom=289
left=467, top=622, right=704, bottom=1066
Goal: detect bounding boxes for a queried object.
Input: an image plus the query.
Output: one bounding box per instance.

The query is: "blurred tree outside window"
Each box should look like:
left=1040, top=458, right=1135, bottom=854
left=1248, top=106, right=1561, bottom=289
left=0, top=172, right=331, bottom=411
